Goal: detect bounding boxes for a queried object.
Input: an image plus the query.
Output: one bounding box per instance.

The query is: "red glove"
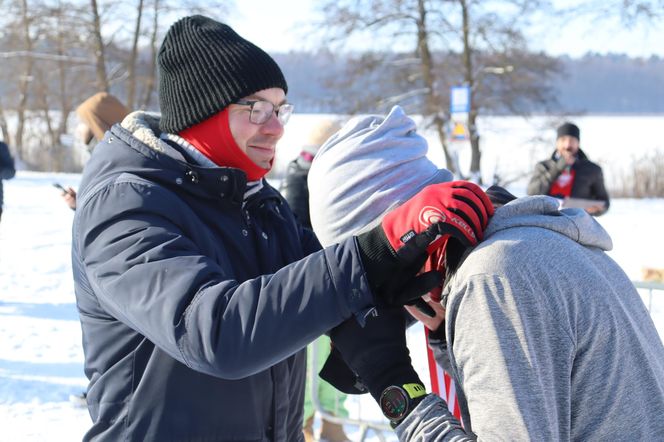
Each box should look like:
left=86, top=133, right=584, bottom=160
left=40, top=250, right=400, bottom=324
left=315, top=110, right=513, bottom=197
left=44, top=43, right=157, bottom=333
left=356, top=181, right=494, bottom=307
left=382, top=180, right=493, bottom=258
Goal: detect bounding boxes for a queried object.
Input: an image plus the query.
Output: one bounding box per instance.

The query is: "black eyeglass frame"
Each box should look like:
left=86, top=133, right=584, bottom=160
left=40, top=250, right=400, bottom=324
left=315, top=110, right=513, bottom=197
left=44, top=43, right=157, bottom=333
left=235, top=99, right=294, bottom=125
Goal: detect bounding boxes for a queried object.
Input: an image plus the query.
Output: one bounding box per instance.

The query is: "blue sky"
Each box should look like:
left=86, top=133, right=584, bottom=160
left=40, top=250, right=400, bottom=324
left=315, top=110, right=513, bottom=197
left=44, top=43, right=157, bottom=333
left=225, top=1, right=664, bottom=58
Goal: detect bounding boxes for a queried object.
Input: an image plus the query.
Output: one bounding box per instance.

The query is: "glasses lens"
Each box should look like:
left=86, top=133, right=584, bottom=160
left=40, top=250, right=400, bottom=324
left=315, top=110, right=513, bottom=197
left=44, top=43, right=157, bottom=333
left=277, top=104, right=294, bottom=125
left=250, top=101, right=274, bottom=125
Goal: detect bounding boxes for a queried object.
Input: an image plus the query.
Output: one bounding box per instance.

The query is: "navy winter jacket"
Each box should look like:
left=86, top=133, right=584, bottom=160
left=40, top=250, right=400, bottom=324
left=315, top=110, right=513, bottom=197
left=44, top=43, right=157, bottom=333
left=72, top=113, right=373, bottom=441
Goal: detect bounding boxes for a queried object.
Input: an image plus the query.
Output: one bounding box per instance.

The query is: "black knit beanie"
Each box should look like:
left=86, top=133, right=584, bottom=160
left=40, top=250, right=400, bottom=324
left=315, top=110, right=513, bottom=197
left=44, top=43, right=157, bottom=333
left=158, top=15, right=288, bottom=133
left=556, top=122, right=580, bottom=141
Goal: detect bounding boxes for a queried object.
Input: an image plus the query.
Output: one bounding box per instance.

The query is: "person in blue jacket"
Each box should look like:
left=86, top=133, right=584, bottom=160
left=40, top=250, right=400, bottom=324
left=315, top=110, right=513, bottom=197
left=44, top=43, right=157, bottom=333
left=0, top=140, right=16, bottom=223
left=71, top=15, right=492, bottom=441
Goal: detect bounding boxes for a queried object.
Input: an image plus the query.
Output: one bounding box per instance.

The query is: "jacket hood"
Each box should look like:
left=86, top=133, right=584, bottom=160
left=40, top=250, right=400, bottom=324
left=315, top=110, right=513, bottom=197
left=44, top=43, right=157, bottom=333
left=486, top=195, right=612, bottom=251
left=76, top=92, right=129, bottom=143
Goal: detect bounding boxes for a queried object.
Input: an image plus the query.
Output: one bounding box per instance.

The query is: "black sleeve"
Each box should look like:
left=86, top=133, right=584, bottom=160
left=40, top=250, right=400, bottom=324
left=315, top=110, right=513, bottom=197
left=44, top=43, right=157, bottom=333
left=590, top=165, right=610, bottom=216
left=0, top=142, right=16, bottom=180
left=279, top=161, right=312, bottom=228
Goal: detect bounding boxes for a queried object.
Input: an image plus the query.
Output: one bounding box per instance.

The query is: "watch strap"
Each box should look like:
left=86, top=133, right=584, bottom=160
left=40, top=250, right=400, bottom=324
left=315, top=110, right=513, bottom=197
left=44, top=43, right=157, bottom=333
left=403, top=383, right=427, bottom=400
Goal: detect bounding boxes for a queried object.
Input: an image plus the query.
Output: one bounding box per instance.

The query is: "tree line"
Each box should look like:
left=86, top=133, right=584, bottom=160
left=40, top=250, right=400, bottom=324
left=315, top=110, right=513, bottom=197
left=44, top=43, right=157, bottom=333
left=0, top=0, right=661, bottom=175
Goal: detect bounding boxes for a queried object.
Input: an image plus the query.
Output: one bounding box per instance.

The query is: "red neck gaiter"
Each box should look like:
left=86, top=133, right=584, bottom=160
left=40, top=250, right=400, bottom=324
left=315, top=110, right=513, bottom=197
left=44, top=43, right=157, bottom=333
left=179, top=108, right=269, bottom=181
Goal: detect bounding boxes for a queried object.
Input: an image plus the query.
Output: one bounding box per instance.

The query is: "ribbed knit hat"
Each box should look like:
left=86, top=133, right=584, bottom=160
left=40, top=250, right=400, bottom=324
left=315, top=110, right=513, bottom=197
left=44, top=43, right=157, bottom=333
left=158, top=15, right=288, bottom=133
left=556, top=122, right=580, bottom=141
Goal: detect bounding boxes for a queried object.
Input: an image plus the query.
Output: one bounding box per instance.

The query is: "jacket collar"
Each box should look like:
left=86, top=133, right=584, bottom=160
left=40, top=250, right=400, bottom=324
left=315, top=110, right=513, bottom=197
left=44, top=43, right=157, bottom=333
left=105, top=111, right=284, bottom=207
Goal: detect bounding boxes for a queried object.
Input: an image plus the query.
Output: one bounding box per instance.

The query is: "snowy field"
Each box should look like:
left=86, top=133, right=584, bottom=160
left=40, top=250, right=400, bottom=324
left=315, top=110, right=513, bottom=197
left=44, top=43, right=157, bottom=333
left=1, top=113, right=663, bottom=441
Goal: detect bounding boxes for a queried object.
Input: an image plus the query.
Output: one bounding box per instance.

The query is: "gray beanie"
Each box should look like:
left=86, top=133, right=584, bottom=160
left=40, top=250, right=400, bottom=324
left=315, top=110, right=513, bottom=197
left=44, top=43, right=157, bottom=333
left=308, top=105, right=453, bottom=247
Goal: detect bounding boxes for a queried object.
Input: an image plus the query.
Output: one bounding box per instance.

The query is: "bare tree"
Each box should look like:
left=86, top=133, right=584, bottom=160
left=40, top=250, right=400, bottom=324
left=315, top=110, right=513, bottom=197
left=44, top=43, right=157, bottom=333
left=126, top=0, right=145, bottom=109
left=415, top=0, right=456, bottom=172
left=313, top=0, right=559, bottom=179
left=314, top=0, right=460, bottom=172
left=89, top=0, right=109, bottom=91
left=14, top=0, right=36, bottom=160
left=453, top=0, right=559, bottom=181
left=140, top=0, right=160, bottom=109
left=0, top=0, right=237, bottom=170
left=558, top=0, right=664, bottom=24
left=32, top=1, right=94, bottom=171
left=0, top=0, right=98, bottom=169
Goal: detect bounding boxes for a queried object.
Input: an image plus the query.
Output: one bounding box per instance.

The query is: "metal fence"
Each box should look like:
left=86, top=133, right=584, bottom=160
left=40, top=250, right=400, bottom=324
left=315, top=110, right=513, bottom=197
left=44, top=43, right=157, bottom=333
left=633, top=280, right=664, bottom=314
left=308, top=280, right=664, bottom=441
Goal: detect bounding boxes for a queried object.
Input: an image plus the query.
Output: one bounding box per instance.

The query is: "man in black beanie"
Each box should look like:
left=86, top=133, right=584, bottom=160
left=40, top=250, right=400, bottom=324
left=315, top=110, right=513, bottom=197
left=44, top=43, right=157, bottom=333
left=70, top=14, right=494, bottom=441
left=527, top=121, right=610, bottom=215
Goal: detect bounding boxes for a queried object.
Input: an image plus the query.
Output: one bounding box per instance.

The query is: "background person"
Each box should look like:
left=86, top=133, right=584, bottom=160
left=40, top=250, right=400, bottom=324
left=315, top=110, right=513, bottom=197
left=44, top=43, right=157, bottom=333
left=0, top=140, right=16, bottom=223
left=309, top=108, right=664, bottom=440
left=280, top=118, right=350, bottom=442
left=71, top=16, right=486, bottom=441
left=58, top=92, right=129, bottom=210
left=527, top=121, right=610, bottom=215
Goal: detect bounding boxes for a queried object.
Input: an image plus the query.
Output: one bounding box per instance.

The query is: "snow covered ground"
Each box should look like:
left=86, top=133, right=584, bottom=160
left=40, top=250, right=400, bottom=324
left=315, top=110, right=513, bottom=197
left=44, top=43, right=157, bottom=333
left=1, top=113, right=663, bottom=440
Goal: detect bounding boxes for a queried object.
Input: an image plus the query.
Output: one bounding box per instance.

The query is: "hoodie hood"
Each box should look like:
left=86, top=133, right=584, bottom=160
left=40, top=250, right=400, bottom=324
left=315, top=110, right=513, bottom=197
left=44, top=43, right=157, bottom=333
left=486, top=195, right=612, bottom=251
left=308, top=105, right=453, bottom=247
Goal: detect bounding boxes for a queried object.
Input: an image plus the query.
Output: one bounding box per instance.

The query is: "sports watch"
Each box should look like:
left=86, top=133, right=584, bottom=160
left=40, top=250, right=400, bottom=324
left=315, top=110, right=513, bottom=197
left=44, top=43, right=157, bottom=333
left=379, top=383, right=427, bottom=428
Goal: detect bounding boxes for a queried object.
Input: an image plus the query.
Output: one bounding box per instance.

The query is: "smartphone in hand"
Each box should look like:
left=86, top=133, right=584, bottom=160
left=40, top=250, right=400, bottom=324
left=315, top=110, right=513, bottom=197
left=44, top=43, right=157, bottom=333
left=53, top=183, right=67, bottom=192
left=53, top=183, right=74, bottom=195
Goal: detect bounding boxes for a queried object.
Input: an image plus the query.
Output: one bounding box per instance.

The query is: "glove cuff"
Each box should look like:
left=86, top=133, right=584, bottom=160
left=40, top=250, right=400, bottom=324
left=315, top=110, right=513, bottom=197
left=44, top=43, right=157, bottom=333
left=366, top=363, right=423, bottom=402
left=356, top=226, right=398, bottom=291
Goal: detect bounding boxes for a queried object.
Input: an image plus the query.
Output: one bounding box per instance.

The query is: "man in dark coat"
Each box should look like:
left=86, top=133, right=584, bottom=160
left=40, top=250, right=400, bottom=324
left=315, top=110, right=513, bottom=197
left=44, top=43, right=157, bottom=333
left=72, top=15, right=492, bottom=441
left=0, top=141, right=16, bottom=223
left=527, top=122, right=610, bottom=215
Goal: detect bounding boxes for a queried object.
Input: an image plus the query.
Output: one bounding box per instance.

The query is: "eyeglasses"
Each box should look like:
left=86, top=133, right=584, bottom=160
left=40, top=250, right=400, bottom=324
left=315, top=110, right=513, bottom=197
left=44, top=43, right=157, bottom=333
left=235, top=99, right=294, bottom=125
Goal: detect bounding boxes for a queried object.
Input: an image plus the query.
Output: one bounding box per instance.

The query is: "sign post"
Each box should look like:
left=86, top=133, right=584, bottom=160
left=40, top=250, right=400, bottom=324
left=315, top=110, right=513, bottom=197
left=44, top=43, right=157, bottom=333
left=448, top=86, right=471, bottom=178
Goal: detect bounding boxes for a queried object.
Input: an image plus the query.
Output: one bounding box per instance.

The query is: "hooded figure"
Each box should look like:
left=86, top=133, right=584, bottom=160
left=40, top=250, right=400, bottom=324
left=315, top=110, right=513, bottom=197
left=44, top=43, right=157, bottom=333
left=75, top=92, right=129, bottom=147
left=307, top=107, right=664, bottom=440
left=59, top=93, right=130, bottom=211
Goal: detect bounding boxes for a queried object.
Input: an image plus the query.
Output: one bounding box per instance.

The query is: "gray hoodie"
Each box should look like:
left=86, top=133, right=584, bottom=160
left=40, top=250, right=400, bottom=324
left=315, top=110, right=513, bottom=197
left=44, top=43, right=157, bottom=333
left=306, top=106, right=664, bottom=441
left=397, top=196, right=664, bottom=441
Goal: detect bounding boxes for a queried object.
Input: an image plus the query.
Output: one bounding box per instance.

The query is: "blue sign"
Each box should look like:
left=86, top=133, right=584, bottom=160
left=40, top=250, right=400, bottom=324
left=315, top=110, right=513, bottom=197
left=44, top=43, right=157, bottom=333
left=450, top=86, right=470, bottom=114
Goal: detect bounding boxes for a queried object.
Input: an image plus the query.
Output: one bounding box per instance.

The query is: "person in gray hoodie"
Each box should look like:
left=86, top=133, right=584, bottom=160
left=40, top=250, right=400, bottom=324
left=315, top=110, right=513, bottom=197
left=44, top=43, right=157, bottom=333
left=308, top=105, right=664, bottom=441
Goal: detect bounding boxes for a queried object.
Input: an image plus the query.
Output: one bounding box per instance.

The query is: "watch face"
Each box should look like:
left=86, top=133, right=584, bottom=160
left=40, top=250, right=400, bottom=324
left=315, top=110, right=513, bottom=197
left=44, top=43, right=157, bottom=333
left=380, top=386, right=408, bottom=421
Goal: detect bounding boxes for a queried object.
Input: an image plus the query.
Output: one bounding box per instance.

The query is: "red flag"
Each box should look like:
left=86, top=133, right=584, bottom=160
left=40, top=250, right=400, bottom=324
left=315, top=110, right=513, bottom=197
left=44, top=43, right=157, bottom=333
left=425, top=327, right=461, bottom=421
